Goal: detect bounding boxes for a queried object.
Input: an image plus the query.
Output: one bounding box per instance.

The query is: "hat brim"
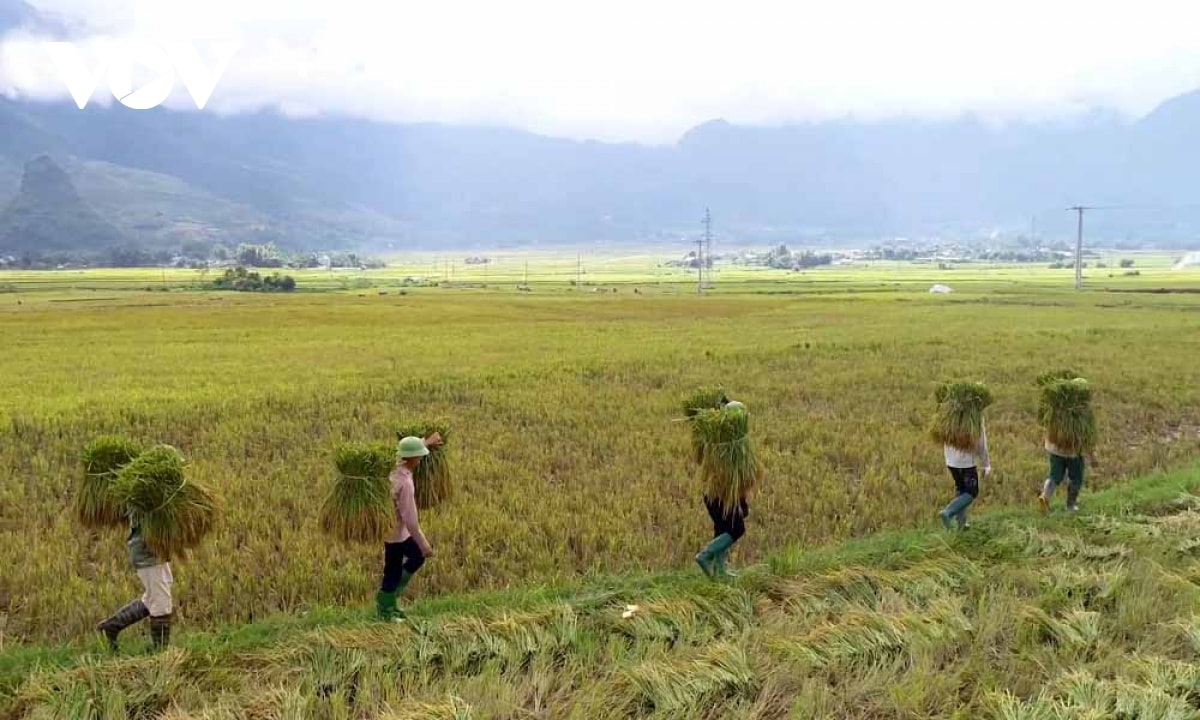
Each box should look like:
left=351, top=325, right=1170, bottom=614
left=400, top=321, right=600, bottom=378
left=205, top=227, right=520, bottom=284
left=400, top=446, right=430, bottom=459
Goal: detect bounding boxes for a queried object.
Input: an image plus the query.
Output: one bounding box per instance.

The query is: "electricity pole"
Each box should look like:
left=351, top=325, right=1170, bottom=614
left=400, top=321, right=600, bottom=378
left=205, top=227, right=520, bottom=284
left=1069, top=205, right=1089, bottom=290
left=703, top=208, right=713, bottom=289
left=695, top=235, right=705, bottom=294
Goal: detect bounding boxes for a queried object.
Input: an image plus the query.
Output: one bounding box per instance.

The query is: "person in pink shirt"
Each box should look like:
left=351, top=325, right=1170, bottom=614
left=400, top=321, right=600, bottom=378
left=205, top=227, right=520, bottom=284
left=376, top=432, right=442, bottom=621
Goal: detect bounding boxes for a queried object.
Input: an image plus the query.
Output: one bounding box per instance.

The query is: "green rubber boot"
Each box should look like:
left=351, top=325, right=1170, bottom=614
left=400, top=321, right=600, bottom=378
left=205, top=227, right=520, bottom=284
left=695, top=534, right=734, bottom=579
left=391, top=570, right=417, bottom=619
left=375, top=590, right=401, bottom=621
left=713, top=545, right=738, bottom=578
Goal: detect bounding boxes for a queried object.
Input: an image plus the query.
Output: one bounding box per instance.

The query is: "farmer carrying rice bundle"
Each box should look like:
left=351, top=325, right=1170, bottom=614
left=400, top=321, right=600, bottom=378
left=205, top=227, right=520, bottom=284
left=377, top=433, right=443, bottom=621
left=928, top=382, right=993, bottom=530
left=1036, top=373, right=1097, bottom=512
left=686, top=395, right=761, bottom=579
left=94, top=444, right=218, bottom=651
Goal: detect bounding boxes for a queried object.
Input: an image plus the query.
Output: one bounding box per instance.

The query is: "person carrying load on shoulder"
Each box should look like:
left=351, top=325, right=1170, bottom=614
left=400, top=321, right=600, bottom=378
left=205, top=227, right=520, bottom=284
left=376, top=432, right=442, bottom=621
left=693, top=399, right=760, bottom=579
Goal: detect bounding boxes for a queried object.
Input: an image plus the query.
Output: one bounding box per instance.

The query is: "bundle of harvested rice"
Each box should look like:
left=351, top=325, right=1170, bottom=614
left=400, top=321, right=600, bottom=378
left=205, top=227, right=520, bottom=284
left=929, top=382, right=993, bottom=451
left=75, top=436, right=142, bottom=528
left=681, top=387, right=730, bottom=418
left=682, top=387, right=731, bottom=464
left=1039, top=378, right=1097, bottom=455
left=693, top=406, right=762, bottom=512
left=1036, top=369, right=1081, bottom=426
left=321, top=443, right=396, bottom=544
left=396, top=422, right=452, bottom=509
left=111, top=445, right=218, bottom=560
left=1037, top=369, right=1080, bottom=387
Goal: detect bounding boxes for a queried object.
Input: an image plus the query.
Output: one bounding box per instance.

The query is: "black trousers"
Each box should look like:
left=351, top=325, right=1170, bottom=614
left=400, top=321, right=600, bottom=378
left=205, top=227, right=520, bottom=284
left=380, top=538, right=426, bottom=593
left=704, top=496, right=749, bottom=542
left=948, top=466, right=980, bottom=498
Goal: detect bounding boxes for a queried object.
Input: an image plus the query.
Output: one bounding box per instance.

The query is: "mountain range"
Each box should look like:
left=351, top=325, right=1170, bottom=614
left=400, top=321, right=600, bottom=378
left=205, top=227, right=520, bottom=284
left=2, top=0, right=1200, bottom=256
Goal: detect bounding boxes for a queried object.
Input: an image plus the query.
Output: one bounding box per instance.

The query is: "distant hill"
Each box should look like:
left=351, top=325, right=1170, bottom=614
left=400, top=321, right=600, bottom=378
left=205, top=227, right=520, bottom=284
left=0, top=0, right=36, bottom=30
left=0, top=155, right=126, bottom=254
left=2, top=81, right=1200, bottom=253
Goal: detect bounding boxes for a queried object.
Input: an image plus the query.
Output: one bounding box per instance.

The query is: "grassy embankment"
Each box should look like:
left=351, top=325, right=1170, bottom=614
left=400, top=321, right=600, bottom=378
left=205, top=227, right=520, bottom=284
left=3, top=465, right=1200, bottom=718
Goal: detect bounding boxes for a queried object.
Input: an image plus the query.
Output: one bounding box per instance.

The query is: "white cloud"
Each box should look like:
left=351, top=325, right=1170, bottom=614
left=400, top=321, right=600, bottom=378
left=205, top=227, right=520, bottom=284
left=4, top=0, right=1200, bottom=143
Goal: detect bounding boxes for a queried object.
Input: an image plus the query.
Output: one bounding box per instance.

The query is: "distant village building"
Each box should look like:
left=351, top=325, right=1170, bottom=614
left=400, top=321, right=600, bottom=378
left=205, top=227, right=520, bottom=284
left=1174, top=251, right=1200, bottom=269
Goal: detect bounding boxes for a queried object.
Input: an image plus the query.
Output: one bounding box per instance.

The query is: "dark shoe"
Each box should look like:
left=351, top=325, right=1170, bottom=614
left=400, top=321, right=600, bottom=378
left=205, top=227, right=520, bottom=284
left=148, top=614, right=171, bottom=649
left=96, top=600, right=150, bottom=651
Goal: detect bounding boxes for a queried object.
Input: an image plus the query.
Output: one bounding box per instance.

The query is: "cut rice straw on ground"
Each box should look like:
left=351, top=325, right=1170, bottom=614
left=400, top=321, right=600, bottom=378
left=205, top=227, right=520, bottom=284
left=111, top=445, right=219, bottom=560
left=322, top=443, right=396, bottom=544
left=75, top=436, right=142, bottom=529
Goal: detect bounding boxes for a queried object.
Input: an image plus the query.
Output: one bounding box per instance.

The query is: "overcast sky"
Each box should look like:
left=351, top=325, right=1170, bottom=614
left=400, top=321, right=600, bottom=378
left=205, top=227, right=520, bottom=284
left=3, top=0, right=1200, bottom=143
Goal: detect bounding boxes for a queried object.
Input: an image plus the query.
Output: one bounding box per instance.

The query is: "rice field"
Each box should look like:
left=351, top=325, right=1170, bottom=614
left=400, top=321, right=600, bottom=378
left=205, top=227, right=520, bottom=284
left=5, top=464, right=1200, bottom=718
left=1, top=263, right=1199, bottom=647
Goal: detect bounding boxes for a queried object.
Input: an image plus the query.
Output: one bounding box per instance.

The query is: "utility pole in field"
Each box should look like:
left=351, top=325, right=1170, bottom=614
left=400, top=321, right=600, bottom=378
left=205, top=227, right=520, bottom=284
left=703, top=207, right=713, bottom=290
left=1069, top=205, right=1090, bottom=290
left=695, top=235, right=705, bottom=294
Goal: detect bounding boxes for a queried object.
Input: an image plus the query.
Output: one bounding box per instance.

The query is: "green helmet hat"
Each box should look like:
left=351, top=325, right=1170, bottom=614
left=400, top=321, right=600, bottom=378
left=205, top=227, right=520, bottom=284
left=724, top=400, right=746, bottom=412
left=397, top=436, right=430, bottom=459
